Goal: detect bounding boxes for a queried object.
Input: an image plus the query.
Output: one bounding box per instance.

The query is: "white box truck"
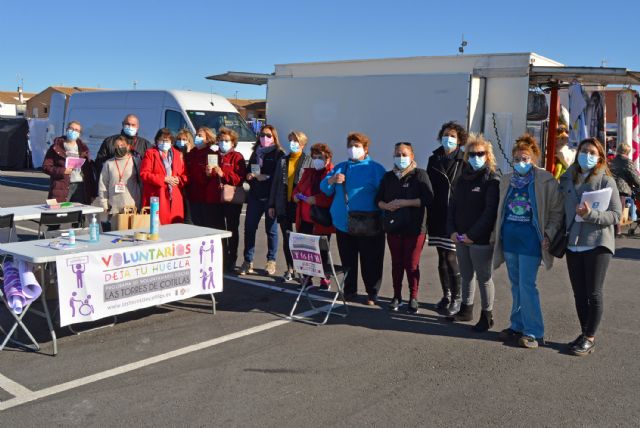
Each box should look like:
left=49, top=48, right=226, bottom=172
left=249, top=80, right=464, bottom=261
left=56, top=89, right=256, bottom=160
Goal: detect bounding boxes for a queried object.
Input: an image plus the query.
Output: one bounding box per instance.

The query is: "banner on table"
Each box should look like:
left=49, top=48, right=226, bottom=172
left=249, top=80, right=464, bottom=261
left=289, top=232, right=325, bottom=278
left=55, top=236, right=223, bottom=326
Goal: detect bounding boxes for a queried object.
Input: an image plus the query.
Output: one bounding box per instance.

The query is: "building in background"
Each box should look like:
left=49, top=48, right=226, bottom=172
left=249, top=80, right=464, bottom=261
left=26, top=86, right=103, bottom=118
left=0, top=90, right=35, bottom=117
left=229, top=98, right=266, bottom=120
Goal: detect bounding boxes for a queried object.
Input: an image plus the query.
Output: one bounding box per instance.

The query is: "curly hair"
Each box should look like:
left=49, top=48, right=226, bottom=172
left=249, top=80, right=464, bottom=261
left=437, top=121, right=468, bottom=146
left=310, top=143, right=332, bottom=160
left=512, top=134, right=541, bottom=160
left=464, top=133, right=497, bottom=173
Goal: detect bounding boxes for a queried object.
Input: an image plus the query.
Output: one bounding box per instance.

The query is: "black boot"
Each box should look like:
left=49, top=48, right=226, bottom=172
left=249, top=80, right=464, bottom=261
left=445, top=273, right=462, bottom=316
left=472, top=310, right=494, bottom=332
left=436, top=267, right=451, bottom=312
left=450, top=303, right=473, bottom=321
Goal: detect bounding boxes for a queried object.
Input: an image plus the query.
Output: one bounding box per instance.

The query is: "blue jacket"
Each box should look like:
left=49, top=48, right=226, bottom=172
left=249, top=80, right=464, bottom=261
left=320, top=156, right=386, bottom=233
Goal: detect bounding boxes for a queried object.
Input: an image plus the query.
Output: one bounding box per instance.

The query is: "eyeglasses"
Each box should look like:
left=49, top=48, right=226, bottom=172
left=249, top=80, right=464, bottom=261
left=259, top=133, right=273, bottom=138
left=468, top=152, right=486, bottom=158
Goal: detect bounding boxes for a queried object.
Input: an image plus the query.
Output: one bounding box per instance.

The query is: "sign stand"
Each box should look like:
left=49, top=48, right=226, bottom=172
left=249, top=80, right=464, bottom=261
left=287, top=232, right=349, bottom=325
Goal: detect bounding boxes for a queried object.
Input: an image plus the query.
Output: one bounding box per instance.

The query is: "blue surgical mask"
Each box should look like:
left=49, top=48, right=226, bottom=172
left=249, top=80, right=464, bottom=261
left=175, top=140, right=187, bottom=148
left=394, top=156, right=411, bottom=170
left=289, top=140, right=301, bottom=153
left=578, top=152, right=599, bottom=171
left=514, top=161, right=532, bottom=175
left=123, top=126, right=137, bottom=137
left=66, top=129, right=80, bottom=141
left=158, top=142, right=171, bottom=152
left=468, top=155, right=486, bottom=171
left=441, top=136, right=458, bottom=151
left=194, top=136, right=205, bottom=147
left=219, top=141, right=232, bottom=153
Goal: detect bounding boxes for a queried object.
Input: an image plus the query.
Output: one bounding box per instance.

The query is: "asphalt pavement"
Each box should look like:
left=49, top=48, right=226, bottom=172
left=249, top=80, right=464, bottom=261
left=0, top=170, right=639, bottom=427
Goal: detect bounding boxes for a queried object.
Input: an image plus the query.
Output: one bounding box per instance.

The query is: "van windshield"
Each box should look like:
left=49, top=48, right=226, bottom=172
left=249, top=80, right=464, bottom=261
left=186, top=111, right=256, bottom=141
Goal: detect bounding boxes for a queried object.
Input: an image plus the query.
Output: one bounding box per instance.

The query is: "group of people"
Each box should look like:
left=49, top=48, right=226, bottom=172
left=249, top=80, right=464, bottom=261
left=43, top=116, right=624, bottom=357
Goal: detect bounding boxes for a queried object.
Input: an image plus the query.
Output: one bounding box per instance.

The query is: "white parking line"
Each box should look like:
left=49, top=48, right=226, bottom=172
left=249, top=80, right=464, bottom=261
left=0, top=293, right=330, bottom=411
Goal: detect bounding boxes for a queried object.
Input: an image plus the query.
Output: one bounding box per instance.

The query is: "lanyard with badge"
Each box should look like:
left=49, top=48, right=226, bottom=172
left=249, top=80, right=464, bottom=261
left=114, top=156, right=131, bottom=193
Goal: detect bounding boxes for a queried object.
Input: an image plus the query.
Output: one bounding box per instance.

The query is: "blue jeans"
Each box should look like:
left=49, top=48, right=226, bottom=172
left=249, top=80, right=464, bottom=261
left=503, top=251, right=544, bottom=339
left=243, top=194, right=278, bottom=263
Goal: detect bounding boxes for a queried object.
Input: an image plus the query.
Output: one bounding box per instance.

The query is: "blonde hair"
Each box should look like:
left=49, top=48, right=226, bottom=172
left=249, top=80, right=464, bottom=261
left=288, top=130, right=308, bottom=147
left=175, top=129, right=194, bottom=150
left=513, top=134, right=541, bottom=160
left=196, top=127, right=216, bottom=146
left=464, top=133, right=497, bottom=173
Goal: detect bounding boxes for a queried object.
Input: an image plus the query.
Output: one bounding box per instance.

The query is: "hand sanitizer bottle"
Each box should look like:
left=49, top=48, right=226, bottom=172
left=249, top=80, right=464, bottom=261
left=89, top=214, right=100, bottom=243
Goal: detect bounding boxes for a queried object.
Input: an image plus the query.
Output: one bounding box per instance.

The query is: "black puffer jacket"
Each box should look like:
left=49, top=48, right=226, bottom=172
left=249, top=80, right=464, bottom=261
left=95, top=132, right=153, bottom=177
left=247, top=148, right=285, bottom=201
left=447, top=164, right=500, bottom=245
left=426, top=147, right=465, bottom=238
left=610, top=154, right=640, bottom=196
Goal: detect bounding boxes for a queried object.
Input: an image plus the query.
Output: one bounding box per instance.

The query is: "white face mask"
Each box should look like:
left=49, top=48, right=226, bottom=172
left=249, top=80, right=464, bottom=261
left=312, top=158, right=325, bottom=170
left=348, top=146, right=365, bottom=161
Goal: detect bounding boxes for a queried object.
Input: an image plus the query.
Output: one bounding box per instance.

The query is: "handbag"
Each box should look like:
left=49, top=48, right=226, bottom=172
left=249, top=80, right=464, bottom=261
left=311, top=205, right=333, bottom=227
left=221, top=184, right=246, bottom=204
left=548, top=219, right=574, bottom=259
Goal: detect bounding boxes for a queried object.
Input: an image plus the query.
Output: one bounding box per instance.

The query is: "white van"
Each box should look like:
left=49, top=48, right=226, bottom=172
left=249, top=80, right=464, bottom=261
left=64, top=90, right=256, bottom=160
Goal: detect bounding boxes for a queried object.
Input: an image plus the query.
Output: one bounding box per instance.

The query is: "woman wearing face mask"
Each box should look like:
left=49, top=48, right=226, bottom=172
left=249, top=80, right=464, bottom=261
left=174, top=129, right=195, bottom=223
left=376, top=142, right=434, bottom=313
left=426, top=121, right=467, bottom=315
left=184, top=127, right=218, bottom=227
left=268, top=131, right=312, bottom=281
left=209, top=127, right=247, bottom=272
left=446, top=135, right=500, bottom=331
left=43, top=121, right=96, bottom=204
left=292, top=143, right=336, bottom=290
left=98, top=135, right=142, bottom=230
left=493, top=134, right=564, bottom=349
left=140, top=128, right=187, bottom=224
left=558, top=138, right=621, bottom=356
left=321, top=132, right=386, bottom=305
left=239, top=125, right=285, bottom=276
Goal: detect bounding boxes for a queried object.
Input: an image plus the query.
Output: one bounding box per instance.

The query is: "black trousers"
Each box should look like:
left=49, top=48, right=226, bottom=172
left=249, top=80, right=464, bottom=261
left=278, top=201, right=297, bottom=271
left=211, top=203, right=243, bottom=266
left=336, top=230, right=385, bottom=297
left=190, top=202, right=215, bottom=228
left=566, top=246, right=612, bottom=337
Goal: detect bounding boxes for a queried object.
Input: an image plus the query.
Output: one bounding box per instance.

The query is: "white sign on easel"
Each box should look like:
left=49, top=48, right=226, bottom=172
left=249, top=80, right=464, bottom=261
left=289, top=232, right=325, bottom=278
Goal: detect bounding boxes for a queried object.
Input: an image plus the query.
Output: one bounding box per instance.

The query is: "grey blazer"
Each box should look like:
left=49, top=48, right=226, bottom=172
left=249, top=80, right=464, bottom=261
left=558, top=164, right=621, bottom=254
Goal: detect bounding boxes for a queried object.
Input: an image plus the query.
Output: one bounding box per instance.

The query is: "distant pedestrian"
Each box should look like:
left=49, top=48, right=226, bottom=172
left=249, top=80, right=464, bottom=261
left=376, top=142, right=433, bottom=313
left=239, top=125, right=285, bottom=276
left=42, top=121, right=96, bottom=204
left=559, top=137, right=621, bottom=356
left=493, top=134, right=564, bottom=349
left=268, top=131, right=312, bottom=282
left=427, top=121, right=467, bottom=315
left=446, top=134, right=500, bottom=331
left=610, top=142, right=640, bottom=237
left=321, top=132, right=386, bottom=305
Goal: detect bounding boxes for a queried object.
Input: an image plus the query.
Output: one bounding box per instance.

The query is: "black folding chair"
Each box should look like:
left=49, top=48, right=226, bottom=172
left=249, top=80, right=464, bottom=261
left=37, top=210, right=83, bottom=239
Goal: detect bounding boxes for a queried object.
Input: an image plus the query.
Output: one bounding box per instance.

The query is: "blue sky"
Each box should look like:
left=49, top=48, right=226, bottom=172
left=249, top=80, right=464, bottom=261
left=3, top=0, right=639, bottom=100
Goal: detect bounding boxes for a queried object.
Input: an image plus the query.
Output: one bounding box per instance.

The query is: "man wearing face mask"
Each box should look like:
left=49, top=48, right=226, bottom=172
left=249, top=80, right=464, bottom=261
left=97, top=136, right=142, bottom=230
left=427, top=121, right=468, bottom=315
left=95, top=114, right=153, bottom=179
left=268, top=131, right=312, bottom=282
left=43, top=121, right=96, bottom=204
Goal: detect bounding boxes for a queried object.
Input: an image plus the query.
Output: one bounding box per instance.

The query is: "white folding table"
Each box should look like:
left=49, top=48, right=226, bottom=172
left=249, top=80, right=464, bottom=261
left=0, top=204, right=104, bottom=222
left=0, top=224, right=231, bottom=355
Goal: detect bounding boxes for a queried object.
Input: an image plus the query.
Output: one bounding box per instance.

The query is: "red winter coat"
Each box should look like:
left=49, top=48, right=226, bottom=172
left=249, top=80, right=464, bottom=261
left=292, top=164, right=335, bottom=235
left=184, top=149, right=246, bottom=204
left=140, top=147, right=187, bottom=224
left=42, top=137, right=96, bottom=203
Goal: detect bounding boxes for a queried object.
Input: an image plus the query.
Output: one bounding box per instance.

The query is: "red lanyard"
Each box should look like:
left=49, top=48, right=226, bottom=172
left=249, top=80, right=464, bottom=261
left=114, top=156, right=132, bottom=183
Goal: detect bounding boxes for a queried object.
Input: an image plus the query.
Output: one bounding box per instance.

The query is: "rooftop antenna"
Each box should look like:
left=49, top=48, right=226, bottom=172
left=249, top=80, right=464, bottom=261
left=458, top=34, right=468, bottom=55
left=17, top=74, right=24, bottom=103
left=133, top=80, right=138, bottom=90
left=210, top=86, right=215, bottom=107
left=601, top=58, right=608, bottom=67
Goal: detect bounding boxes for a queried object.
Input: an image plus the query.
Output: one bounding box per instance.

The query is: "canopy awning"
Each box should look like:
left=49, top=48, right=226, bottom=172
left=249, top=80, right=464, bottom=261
left=529, top=66, right=640, bottom=87
left=205, top=72, right=271, bottom=85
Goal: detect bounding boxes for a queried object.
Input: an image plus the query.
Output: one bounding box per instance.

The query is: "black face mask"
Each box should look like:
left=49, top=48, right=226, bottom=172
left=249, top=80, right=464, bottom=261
left=115, top=147, right=129, bottom=158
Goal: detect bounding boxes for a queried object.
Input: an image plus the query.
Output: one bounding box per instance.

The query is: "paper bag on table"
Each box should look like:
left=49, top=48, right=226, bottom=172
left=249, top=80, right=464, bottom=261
left=131, top=206, right=151, bottom=229
left=113, top=206, right=136, bottom=230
